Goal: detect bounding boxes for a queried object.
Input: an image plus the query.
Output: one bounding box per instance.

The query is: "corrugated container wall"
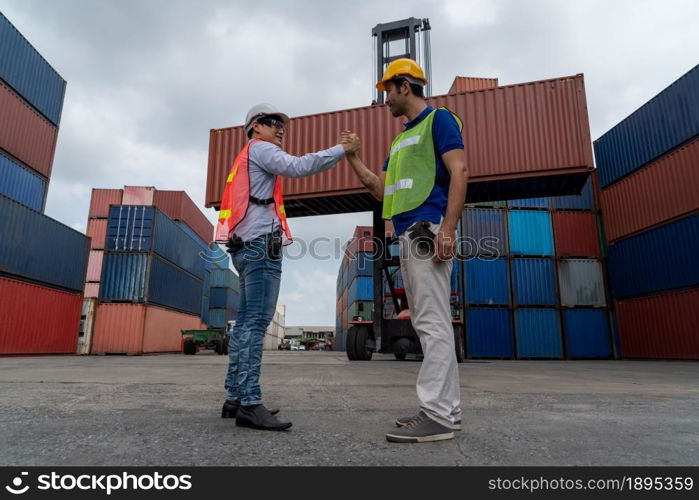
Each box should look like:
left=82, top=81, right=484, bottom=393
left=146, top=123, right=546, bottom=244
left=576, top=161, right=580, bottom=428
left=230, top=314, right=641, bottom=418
left=515, top=309, right=563, bottom=359
left=466, top=308, right=514, bottom=358
left=607, top=213, right=699, bottom=299
left=99, top=252, right=203, bottom=315
left=600, top=137, right=699, bottom=243
left=461, top=209, right=507, bottom=257
left=0, top=80, right=58, bottom=178
left=508, top=211, right=554, bottom=256
left=0, top=193, right=89, bottom=291
left=558, top=259, right=606, bottom=307
left=91, top=303, right=201, bottom=355
left=448, top=76, right=499, bottom=94
left=0, top=12, right=66, bottom=126
left=0, top=276, right=81, bottom=354
left=106, top=205, right=208, bottom=280
left=89, top=189, right=123, bottom=218
left=87, top=218, right=107, bottom=249
left=563, top=309, right=612, bottom=359
left=594, top=64, right=699, bottom=187
left=553, top=212, right=600, bottom=257
left=208, top=74, right=594, bottom=211
left=512, top=258, right=557, bottom=306
left=465, top=259, right=510, bottom=305
left=0, top=150, right=47, bottom=211
left=615, top=289, right=699, bottom=359
left=153, top=191, right=214, bottom=245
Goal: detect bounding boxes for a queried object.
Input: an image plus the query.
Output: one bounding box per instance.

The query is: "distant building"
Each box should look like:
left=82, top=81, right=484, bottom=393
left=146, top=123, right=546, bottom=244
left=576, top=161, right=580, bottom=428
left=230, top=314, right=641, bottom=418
left=285, top=326, right=335, bottom=350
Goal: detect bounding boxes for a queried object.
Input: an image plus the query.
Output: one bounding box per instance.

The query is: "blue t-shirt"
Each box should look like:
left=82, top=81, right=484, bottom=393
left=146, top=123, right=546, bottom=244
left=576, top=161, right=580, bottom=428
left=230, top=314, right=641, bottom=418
left=382, top=106, right=464, bottom=235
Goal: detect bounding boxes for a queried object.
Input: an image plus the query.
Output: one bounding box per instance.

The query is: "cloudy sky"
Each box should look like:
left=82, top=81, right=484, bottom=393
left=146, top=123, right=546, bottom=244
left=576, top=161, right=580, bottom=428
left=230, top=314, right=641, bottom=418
left=1, top=0, right=697, bottom=326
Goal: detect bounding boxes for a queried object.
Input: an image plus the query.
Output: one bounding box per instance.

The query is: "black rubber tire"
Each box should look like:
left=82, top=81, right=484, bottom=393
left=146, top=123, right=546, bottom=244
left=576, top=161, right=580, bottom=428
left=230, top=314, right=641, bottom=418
left=346, top=327, right=357, bottom=361
left=354, top=326, right=373, bottom=361
left=394, top=352, right=407, bottom=361
left=454, top=324, right=465, bottom=363
left=183, top=339, right=196, bottom=355
left=215, top=339, right=225, bottom=355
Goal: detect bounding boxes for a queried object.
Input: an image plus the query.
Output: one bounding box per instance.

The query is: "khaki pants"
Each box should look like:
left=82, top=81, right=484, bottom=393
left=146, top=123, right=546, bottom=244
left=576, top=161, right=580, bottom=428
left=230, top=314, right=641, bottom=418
left=399, top=222, right=462, bottom=428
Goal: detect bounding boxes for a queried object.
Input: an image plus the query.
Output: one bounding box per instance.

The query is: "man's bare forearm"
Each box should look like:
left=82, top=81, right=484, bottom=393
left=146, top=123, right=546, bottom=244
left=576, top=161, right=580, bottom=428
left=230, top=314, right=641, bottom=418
left=347, top=154, right=383, bottom=200
left=442, top=162, right=468, bottom=232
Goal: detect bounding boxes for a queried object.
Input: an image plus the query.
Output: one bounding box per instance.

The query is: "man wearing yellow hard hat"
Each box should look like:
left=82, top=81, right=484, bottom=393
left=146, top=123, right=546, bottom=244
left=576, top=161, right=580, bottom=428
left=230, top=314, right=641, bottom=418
left=344, top=58, right=469, bottom=443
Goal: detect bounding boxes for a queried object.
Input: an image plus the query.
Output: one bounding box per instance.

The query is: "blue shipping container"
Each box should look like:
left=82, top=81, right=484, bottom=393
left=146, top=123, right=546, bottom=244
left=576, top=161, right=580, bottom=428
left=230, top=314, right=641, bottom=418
left=201, top=294, right=209, bottom=325
left=512, top=258, right=557, bottom=306
left=515, top=309, right=563, bottom=358
left=466, top=258, right=510, bottom=305
left=106, top=205, right=207, bottom=280
left=563, top=309, right=612, bottom=359
left=607, top=213, right=699, bottom=299
left=208, top=308, right=237, bottom=329
left=594, top=65, right=699, bottom=188
left=209, top=286, right=240, bottom=310
left=176, top=221, right=215, bottom=272
left=508, top=211, right=554, bottom=256
left=508, top=197, right=549, bottom=209
left=461, top=208, right=507, bottom=257
left=348, top=251, right=373, bottom=279
left=551, top=177, right=595, bottom=211
left=0, top=193, right=88, bottom=291
left=348, top=276, right=373, bottom=303
left=0, top=12, right=66, bottom=126
left=99, top=252, right=203, bottom=315
left=0, top=151, right=47, bottom=211
left=467, top=308, right=514, bottom=358
left=209, top=268, right=239, bottom=290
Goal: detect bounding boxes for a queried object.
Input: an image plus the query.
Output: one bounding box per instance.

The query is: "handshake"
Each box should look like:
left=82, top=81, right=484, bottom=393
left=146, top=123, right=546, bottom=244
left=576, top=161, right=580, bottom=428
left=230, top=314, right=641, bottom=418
left=339, top=130, right=361, bottom=156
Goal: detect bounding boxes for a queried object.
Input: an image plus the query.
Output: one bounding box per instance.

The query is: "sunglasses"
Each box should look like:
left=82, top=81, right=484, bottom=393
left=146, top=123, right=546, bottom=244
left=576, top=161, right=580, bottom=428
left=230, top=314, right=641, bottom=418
left=258, top=116, right=286, bottom=131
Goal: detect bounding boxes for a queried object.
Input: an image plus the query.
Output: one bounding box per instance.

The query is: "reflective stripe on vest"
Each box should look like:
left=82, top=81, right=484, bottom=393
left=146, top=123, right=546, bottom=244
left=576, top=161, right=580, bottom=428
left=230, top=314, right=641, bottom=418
left=382, top=107, right=463, bottom=220
left=215, top=138, right=293, bottom=244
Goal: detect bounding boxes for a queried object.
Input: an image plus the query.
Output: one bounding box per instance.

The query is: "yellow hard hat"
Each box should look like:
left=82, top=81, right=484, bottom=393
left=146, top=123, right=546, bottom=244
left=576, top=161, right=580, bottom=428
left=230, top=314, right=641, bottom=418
left=376, top=58, right=428, bottom=91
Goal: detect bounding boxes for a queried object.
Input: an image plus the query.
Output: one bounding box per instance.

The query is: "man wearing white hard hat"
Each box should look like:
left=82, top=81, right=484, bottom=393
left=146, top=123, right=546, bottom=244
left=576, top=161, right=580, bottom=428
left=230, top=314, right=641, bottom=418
left=216, top=103, right=360, bottom=431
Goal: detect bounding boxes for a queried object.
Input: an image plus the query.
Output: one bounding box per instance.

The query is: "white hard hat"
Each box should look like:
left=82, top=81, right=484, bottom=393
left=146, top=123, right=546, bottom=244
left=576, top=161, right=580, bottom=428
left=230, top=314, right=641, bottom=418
left=244, top=103, right=290, bottom=137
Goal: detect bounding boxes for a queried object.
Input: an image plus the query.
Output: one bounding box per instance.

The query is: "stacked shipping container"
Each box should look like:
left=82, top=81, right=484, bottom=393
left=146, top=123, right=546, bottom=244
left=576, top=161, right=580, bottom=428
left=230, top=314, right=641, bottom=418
left=84, top=187, right=218, bottom=355
left=0, top=14, right=85, bottom=355
left=335, top=175, right=615, bottom=360
left=594, top=65, right=699, bottom=359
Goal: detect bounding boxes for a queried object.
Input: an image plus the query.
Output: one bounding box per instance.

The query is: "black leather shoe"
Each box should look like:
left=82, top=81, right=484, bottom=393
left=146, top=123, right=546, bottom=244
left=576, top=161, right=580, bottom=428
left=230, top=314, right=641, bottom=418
left=221, top=400, right=279, bottom=418
left=236, top=404, right=292, bottom=431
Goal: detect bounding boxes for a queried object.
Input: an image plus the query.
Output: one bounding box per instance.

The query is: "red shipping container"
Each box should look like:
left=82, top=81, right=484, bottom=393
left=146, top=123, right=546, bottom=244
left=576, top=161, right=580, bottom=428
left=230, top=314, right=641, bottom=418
left=0, top=276, right=81, bottom=355
left=122, top=185, right=155, bottom=205
left=448, top=76, right=498, bottom=94
left=0, top=81, right=57, bottom=179
left=91, top=303, right=202, bottom=355
left=86, top=218, right=107, bottom=249
left=207, top=74, right=594, bottom=213
left=88, top=189, right=123, bottom=218
left=600, top=137, right=699, bottom=243
left=616, top=289, right=699, bottom=359
left=553, top=212, right=601, bottom=257
left=84, top=282, right=100, bottom=298
left=152, top=190, right=214, bottom=245
left=86, top=250, right=103, bottom=282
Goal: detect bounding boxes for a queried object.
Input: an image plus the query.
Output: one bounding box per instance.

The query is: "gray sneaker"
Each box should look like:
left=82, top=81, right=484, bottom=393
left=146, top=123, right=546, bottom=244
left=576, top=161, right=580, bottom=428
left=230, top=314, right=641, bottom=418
left=396, top=414, right=462, bottom=431
left=386, top=411, right=455, bottom=443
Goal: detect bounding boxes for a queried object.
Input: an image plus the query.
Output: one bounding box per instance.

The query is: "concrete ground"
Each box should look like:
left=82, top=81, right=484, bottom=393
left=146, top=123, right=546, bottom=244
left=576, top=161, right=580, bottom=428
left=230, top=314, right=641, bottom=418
left=0, top=351, right=697, bottom=466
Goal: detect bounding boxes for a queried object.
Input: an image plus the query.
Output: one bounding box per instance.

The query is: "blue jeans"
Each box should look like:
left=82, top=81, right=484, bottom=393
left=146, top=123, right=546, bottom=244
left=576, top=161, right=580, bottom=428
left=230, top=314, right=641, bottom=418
left=224, top=233, right=282, bottom=406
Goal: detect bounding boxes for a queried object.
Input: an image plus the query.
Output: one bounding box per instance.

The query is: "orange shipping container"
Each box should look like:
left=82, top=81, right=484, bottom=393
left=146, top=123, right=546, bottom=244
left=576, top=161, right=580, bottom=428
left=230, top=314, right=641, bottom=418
left=152, top=190, right=214, bottom=245
left=91, top=303, right=202, bottom=355
left=86, top=218, right=107, bottom=249
left=84, top=282, right=100, bottom=298
left=0, top=80, right=58, bottom=178
left=448, top=76, right=498, bottom=94
left=207, top=74, right=594, bottom=215
left=600, top=137, right=699, bottom=243
left=88, top=189, right=123, bottom=218
left=86, top=250, right=103, bottom=282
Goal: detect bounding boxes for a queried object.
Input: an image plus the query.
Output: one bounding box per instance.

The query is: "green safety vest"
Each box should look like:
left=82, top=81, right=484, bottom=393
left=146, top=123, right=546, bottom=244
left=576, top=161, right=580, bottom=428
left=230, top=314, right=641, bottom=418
left=382, top=107, right=463, bottom=220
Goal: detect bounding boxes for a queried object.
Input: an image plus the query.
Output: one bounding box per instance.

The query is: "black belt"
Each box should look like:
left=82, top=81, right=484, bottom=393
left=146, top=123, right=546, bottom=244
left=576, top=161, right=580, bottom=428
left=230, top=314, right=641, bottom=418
left=249, top=195, right=274, bottom=206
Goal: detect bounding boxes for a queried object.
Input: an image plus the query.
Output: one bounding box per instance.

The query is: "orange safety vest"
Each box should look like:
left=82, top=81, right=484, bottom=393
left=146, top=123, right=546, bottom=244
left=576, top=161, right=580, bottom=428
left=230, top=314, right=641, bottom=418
left=215, top=139, right=292, bottom=244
